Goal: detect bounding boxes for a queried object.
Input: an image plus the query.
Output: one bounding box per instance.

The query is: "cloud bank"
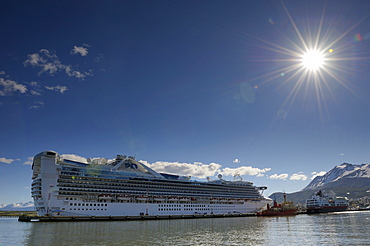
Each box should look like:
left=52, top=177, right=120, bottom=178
left=222, top=166, right=271, bottom=177
left=141, top=160, right=271, bottom=179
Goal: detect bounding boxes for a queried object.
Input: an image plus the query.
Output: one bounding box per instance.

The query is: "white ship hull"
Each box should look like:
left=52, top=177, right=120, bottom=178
left=31, top=151, right=271, bottom=217
left=35, top=198, right=268, bottom=217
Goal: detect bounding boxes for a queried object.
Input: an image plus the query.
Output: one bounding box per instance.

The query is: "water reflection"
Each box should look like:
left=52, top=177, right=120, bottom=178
left=19, top=211, right=370, bottom=245
left=25, top=217, right=268, bottom=245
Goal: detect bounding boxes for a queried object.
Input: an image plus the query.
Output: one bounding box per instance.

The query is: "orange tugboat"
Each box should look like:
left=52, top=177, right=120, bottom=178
left=257, top=193, right=298, bottom=216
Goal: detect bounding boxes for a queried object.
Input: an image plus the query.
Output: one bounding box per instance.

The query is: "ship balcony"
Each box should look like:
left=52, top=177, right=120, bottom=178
left=31, top=184, right=41, bottom=188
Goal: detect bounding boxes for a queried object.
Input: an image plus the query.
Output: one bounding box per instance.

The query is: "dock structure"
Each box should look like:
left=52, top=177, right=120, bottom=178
left=18, top=212, right=256, bottom=222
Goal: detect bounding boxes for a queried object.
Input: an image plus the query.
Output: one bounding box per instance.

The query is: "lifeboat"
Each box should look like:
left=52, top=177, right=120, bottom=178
left=136, top=195, right=149, bottom=201
left=98, top=194, right=113, bottom=200
left=117, top=195, right=131, bottom=201
left=179, top=197, right=190, bottom=202
left=168, top=197, right=179, bottom=202
left=153, top=197, right=166, bottom=202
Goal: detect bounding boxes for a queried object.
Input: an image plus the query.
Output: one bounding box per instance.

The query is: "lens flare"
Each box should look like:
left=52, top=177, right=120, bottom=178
left=240, top=1, right=369, bottom=117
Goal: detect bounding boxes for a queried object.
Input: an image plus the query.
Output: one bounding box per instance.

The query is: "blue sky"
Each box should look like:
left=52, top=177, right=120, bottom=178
left=1, top=0, right=370, bottom=204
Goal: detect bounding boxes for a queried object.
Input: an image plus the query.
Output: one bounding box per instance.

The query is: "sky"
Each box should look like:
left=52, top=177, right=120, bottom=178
left=1, top=0, right=370, bottom=204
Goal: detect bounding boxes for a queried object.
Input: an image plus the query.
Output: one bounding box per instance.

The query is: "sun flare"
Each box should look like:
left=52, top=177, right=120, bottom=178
left=243, top=1, right=368, bottom=117
left=301, top=50, right=325, bottom=71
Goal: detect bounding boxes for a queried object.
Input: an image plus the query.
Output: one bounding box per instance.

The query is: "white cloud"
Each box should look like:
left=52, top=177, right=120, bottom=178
left=65, top=66, right=93, bottom=79
left=289, top=172, right=308, bottom=181
left=30, top=81, right=39, bottom=86
left=269, top=173, right=289, bottom=180
left=29, top=101, right=45, bottom=109
left=141, top=160, right=271, bottom=179
left=61, top=154, right=88, bottom=163
left=30, top=90, right=41, bottom=96
left=310, top=171, right=326, bottom=179
left=24, top=49, right=92, bottom=80
left=142, top=161, right=222, bottom=179
left=0, top=78, right=28, bottom=96
left=71, top=45, right=89, bottom=56
left=339, top=153, right=344, bottom=156
left=222, top=166, right=271, bottom=177
left=23, top=157, right=33, bottom=165
left=0, top=157, right=15, bottom=164
left=233, top=158, right=240, bottom=163
left=45, top=85, right=68, bottom=93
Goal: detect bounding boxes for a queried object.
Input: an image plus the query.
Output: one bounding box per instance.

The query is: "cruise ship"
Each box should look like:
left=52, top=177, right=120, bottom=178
left=31, top=151, right=271, bottom=217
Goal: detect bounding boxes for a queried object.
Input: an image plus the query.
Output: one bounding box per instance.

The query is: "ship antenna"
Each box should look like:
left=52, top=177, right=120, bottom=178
left=233, top=171, right=243, bottom=181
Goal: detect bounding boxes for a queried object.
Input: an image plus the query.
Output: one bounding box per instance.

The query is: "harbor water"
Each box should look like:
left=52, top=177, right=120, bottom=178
left=1, top=211, right=370, bottom=245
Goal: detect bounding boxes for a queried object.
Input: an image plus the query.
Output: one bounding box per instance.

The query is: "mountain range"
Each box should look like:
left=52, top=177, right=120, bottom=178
left=0, top=201, right=34, bottom=211
left=271, top=162, right=370, bottom=204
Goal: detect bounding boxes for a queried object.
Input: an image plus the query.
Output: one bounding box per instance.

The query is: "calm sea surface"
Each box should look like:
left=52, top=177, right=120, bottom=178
left=1, top=211, right=370, bottom=246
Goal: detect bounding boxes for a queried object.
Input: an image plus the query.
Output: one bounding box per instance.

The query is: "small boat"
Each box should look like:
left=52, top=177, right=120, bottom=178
left=257, top=193, right=298, bottom=216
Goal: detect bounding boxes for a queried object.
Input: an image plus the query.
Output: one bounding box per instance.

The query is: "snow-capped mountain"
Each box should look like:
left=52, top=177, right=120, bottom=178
left=0, top=201, right=34, bottom=211
left=271, top=163, right=370, bottom=204
left=304, top=163, right=370, bottom=190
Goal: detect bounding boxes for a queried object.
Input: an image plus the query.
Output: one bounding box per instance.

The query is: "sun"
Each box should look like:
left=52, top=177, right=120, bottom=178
left=301, top=50, right=325, bottom=71
left=240, top=0, right=369, bottom=118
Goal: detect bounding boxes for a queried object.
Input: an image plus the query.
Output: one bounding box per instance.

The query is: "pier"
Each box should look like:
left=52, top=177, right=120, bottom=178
left=18, top=212, right=256, bottom=222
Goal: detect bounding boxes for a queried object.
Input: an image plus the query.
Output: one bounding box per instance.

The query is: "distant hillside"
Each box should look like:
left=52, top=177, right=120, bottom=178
left=0, top=201, right=34, bottom=211
left=270, top=163, right=370, bottom=204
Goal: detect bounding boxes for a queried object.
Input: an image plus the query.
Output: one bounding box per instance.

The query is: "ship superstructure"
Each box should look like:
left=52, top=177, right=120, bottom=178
left=306, top=190, right=348, bottom=214
left=31, top=151, right=271, bottom=217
